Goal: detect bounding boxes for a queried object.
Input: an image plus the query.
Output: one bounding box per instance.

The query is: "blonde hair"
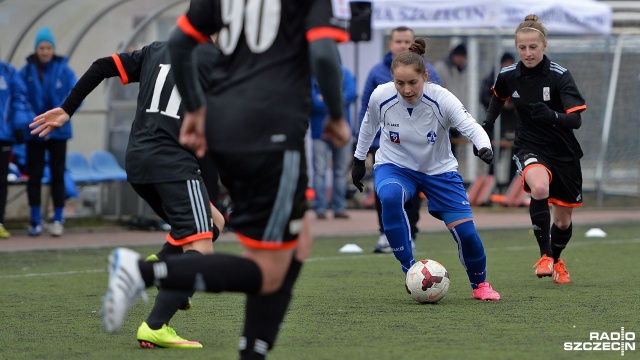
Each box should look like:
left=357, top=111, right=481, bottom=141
left=515, top=14, right=547, bottom=45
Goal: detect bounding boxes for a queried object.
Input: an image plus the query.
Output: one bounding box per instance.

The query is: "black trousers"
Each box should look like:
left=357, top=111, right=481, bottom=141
left=26, top=140, right=67, bottom=209
left=0, top=141, right=11, bottom=223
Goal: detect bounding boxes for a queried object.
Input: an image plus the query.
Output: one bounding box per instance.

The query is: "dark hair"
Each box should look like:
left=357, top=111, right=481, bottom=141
left=390, top=26, right=414, bottom=40
left=500, top=52, right=515, bottom=64
left=515, top=14, right=547, bottom=43
left=451, top=43, right=467, bottom=57
left=390, top=37, right=426, bottom=76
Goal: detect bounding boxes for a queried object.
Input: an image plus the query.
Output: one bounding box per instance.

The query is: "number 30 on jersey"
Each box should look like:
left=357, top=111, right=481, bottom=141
left=217, top=0, right=281, bottom=55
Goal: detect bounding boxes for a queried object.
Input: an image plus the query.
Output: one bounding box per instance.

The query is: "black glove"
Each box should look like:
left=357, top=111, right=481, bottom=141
left=351, top=157, right=366, bottom=193
left=13, top=129, right=24, bottom=144
left=477, top=147, right=494, bottom=165
left=530, top=102, right=557, bottom=124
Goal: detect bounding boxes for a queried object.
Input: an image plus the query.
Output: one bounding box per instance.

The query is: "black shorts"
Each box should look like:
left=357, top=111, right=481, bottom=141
left=211, top=149, right=308, bottom=249
left=131, top=179, right=214, bottom=245
left=513, top=151, right=583, bottom=207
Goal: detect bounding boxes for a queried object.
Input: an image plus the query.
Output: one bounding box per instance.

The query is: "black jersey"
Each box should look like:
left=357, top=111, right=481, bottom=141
left=492, top=55, right=586, bottom=160
left=178, top=0, right=349, bottom=153
left=114, top=41, right=220, bottom=183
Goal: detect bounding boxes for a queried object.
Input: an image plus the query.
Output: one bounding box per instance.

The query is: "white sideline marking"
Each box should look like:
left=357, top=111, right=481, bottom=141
left=305, top=237, right=640, bottom=262
left=0, top=269, right=104, bottom=279
left=1, top=238, right=639, bottom=279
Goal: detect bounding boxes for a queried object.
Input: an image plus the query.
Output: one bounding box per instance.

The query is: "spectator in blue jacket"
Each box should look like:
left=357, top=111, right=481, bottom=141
left=0, top=59, right=33, bottom=238
left=19, top=26, right=77, bottom=237
left=310, top=65, right=357, bottom=219
left=358, top=26, right=440, bottom=253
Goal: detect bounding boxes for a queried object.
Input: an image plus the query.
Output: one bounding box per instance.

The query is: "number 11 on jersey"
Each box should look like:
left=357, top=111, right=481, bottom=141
left=146, top=63, right=182, bottom=119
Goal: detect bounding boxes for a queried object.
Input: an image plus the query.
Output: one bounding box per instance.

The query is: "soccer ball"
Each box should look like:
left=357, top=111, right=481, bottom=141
left=405, top=259, right=450, bottom=304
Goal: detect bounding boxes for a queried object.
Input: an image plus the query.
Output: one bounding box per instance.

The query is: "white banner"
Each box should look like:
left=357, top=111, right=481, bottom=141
left=367, top=0, right=611, bottom=35
left=370, top=0, right=498, bottom=30
left=500, top=0, right=612, bottom=36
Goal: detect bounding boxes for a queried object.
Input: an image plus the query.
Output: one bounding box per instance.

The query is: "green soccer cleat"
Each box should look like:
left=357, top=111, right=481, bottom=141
left=0, top=224, right=10, bottom=239
left=145, top=254, right=159, bottom=262
left=137, top=322, right=203, bottom=349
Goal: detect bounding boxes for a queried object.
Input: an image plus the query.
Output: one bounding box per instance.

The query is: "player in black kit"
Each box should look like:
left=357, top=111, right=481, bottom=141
left=483, top=14, right=586, bottom=284
left=98, top=1, right=352, bottom=359
left=30, top=39, right=226, bottom=348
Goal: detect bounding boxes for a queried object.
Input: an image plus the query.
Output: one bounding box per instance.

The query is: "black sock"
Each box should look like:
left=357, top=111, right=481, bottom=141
left=145, top=288, right=193, bottom=329
left=141, top=253, right=262, bottom=294
left=551, top=223, right=572, bottom=262
left=140, top=260, right=155, bottom=287
left=529, top=197, right=551, bottom=257
left=145, top=250, right=201, bottom=329
left=239, top=258, right=302, bottom=360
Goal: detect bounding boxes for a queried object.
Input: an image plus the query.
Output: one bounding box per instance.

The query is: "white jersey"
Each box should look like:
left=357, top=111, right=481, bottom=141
left=355, top=82, right=491, bottom=175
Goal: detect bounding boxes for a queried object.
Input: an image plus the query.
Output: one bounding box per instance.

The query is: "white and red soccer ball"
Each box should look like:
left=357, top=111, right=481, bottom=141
left=405, top=259, right=450, bottom=304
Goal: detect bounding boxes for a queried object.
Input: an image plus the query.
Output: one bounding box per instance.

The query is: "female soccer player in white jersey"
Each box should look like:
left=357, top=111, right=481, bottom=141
left=352, top=37, right=500, bottom=301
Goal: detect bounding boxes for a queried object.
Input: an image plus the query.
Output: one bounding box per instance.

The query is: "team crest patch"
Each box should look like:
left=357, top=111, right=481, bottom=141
left=390, top=131, right=400, bottom=144
left=543, top=87, right=550, bottom=101
left=426, top=131, right=437, bottom=144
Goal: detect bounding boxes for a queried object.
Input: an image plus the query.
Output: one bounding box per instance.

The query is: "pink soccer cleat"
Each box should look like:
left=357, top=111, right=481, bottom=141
left=472, top=282, right=501, bottom=301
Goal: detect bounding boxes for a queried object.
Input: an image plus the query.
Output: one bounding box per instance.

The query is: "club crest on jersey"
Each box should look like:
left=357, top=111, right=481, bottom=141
left=390, top=131, right=400, bottom=144
left=543, top=87, right=550, bottom=101
left=426, top=131, right=437, bottom=144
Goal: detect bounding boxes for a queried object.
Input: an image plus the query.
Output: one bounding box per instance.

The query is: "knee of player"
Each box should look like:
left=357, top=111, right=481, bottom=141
left=553, top=219, right=572, bottom=231
left=378, top=182, right=406, bottom=208
left=528, top=182, right=549, bottom=198
left=259, top=257, right=303, bottom=294
left=259, top=276, right=284, bottom=294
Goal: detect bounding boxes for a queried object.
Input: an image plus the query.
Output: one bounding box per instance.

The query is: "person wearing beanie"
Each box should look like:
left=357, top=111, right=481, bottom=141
left=18, top=26, right=78, bottom=237
left=34, top=27, right=56, bottom=51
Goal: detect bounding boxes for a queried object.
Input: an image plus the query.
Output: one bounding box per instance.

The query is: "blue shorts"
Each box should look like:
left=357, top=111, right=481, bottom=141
left=374, top=163, right=472, bottom=225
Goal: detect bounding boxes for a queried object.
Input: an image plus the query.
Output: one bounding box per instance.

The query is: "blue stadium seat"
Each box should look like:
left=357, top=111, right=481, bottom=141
left=90, top=150, right=127, bottom=181
left=66, top=151, right=104, bottom=183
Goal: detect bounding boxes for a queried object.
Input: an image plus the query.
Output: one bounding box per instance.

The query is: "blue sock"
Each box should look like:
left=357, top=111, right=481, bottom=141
left=53, top=207, right=64, bottom=222
left=30, top=206, right=41, bottom=226
left=449, top=221, right=487, bottom=289
left=378, top=183, right=414, bottom=273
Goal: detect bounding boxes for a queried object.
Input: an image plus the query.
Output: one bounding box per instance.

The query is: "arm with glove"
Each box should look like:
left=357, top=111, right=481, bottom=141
left=449, top=95, right=495, bottom=165
left=351, top=97, right=380, bottom=192
left=529, top=102, right=582, bottom=129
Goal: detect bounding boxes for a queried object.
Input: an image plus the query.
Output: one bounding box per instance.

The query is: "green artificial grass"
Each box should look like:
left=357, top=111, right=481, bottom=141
left=0, top=223, right=638, bottom=359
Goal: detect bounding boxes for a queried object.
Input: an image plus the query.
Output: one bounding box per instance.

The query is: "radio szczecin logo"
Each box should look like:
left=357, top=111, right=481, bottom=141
left=564, top=328, right=636, bottom=356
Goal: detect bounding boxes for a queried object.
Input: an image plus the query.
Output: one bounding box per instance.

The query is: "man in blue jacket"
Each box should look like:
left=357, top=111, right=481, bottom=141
left=310, top=65, right=357, bottom=219
left=358, top=26, right=440, bottom=253
left=0, top=59, right=33, bottom=238
left=19, top=26, right=77, bottom=237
